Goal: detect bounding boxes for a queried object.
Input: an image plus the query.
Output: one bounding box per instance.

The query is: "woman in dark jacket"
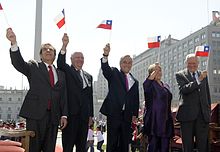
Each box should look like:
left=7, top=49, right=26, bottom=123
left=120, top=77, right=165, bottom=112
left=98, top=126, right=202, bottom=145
left=143, top=63, right=174, bottom=152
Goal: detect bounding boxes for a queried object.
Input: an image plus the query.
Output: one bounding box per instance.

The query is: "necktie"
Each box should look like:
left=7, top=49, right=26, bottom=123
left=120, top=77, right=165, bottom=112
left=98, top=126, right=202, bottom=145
left=48, top=65, right=54, bottom=110
left=76, top=70, right=83, bottom=87
left=125, top=74, right=129, bottom=91
left=48, top=65, right=54, bottom=87
left=192, top=72, right=196, bottom=81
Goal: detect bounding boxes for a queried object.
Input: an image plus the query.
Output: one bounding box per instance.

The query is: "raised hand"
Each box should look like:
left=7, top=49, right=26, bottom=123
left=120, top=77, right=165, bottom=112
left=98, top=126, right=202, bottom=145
left=103, top=43, right=110, bottom=56
left=148, top=70, right=158, bottom=80
left=199, top=70, right=208, bottom=81
left=6, top=28, right=17, bottom=45
left=61, top=33, right=69, bottom=52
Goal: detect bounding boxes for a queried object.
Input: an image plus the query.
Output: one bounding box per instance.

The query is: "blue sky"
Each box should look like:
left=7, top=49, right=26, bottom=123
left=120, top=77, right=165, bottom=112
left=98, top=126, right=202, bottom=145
left=0, top=0, right=219, bottom=89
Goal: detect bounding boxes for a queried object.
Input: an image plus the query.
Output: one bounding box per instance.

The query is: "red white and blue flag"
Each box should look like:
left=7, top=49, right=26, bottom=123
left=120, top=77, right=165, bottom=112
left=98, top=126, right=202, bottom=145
left=97, top=20, right=112, bottom=30
left=0, top=3, right=3, bottom=10
left=195, top=45, right=210, bottom=57
left=147, top=36, right=161, bottom=48
left=54, top=9, right=65, bottom=29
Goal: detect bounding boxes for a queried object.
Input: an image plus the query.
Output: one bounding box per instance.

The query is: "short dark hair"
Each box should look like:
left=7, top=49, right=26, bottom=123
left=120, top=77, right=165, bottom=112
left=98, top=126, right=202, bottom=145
left=39, top=43, right=56, bottom=56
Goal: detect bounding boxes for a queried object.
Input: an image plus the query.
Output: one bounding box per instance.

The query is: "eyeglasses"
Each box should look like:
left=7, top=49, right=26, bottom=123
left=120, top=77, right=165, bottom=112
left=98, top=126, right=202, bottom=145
left=42, top=47, right=54, bottom=52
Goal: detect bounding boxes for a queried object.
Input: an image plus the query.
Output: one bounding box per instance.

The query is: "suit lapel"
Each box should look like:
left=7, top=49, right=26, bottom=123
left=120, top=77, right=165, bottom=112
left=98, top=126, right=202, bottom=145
left=70, top=65, right=82, bottom=88
left=39, top=62, right=51, bottom=86
left=129, top=74, right=135, bottom=89
left=119, top=71, right=127, bottom=91
left=184, top=69, right=201, bottom=82
left=184, top=69, right=193, bottom=82
left=54, top=69, right=61, bottom=88
left=83, top=71, right=92, bottom=87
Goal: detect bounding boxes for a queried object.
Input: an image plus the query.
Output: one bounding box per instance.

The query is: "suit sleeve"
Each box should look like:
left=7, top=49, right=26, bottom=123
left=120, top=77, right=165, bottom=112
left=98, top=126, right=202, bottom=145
left=57, top=52, right=69, bottom=71
left=205, top=77, right=211, bottom=105
left=100, top=58, right=113, bottom=81
left=89, top=75, right=94, bottom=117
left=133, top=81, right=140, bottom=117
left=143, top=79, right=154, bottom=94
left=10, top=48, right=31, bottom=77
left=143, top=79, right=154, bottom=112
left=175, top=73, right=200, bottom=95
left=60, top=73, right=68, bottom=116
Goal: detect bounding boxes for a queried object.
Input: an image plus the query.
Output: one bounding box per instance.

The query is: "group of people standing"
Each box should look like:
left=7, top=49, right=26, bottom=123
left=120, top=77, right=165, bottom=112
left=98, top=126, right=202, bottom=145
left=6, top=28, right=211, bottom=152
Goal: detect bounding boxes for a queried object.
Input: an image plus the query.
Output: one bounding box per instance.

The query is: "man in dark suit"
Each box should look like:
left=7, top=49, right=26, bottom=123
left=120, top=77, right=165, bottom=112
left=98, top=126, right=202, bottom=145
left=57, top=34, right=94, bottom=152
left=6, top=28, right=68, bottom=152
left=175, top=53, right=211, bottom=152
left=100, top=43, right=140, bottom=152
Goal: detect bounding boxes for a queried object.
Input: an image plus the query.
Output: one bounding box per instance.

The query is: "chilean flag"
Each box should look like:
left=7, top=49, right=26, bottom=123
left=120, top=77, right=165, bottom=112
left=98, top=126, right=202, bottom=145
left=54, top=9, right=65, bottom=29
left=97, top=20, right=112, bottom=30
left=147, top=36, right=161, bottom=48
left=195, top=45, right=210, bottom=57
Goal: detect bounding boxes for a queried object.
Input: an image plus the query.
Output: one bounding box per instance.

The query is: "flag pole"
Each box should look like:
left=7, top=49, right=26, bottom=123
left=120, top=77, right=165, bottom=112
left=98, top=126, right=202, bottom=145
left=0, top=3, right=10, bottom=27
left=205, top=46, right=210, bottom=71
left=3, top=12, right=10, bottom=27
left=64, top=9, right=67, bottom=33
left=108, top=30, right=112, bottom=44
left=65, top=23, right=67, bottom=33
left=157, top=44, right=161, bottom=63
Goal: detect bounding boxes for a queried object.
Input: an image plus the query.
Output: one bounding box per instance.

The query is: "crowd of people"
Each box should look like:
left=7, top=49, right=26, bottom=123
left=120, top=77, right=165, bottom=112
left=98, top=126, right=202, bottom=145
left=4, top=28, right=211, bottom=152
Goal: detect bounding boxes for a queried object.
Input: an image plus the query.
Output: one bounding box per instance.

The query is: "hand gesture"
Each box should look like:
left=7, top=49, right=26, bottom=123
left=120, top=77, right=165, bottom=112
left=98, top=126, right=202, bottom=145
left=60, top=117, right=68, bottom=130
left=198, top=70, right=208, bottom=81
left=148, top=63, right=160, bottom=80
left=103, top=43, right=110, bottom=56
left=148, top=71, right=157, bottom=80
left=61, top=33, right=69, bottom=52
left=6, top=28, right=17, bottom=45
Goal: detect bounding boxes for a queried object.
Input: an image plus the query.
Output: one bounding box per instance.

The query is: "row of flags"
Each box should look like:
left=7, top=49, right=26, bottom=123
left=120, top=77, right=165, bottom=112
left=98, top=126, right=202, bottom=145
left=146, top=35, right=210, bottom=57
left=54, top=9, right=112, bottom=30
left=0, top=4, right=210, bottom=57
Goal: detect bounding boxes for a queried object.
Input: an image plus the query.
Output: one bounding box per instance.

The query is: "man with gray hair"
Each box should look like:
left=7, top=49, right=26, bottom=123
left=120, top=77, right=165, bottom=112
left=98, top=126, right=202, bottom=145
left=100, top=43, right=140, bottom=152
left=175, top=53, right=211, bottom=152
left=57, top=34, right=94, bottom=152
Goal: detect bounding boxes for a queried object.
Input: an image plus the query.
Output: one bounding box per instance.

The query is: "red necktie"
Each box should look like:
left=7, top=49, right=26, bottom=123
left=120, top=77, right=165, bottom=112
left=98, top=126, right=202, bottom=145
left=48, top=65, right=54, bottom=87
left=125, top=74, right=129, bottom=91
left=48, top=65, right=54, bottom=110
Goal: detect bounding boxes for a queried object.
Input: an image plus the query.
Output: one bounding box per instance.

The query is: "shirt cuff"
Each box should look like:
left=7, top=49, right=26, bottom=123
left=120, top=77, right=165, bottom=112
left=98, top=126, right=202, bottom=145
left=11, top=43, right=19, bottom=52
left=61, top=116, right=67, bottom=119
left=60, top=50, right=66, bottom=55
left=102, top=57, right=108, bottom=63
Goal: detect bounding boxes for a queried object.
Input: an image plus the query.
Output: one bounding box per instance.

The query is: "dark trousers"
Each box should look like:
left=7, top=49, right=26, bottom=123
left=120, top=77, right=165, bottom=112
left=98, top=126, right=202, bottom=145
left=86, top=140, right=94, bottom=152
left=106, top=115, right=131, bottom=152
left=180, top=113, right=209, bottom=152
left=147, top=136, right=169, bottom=152
left=62, top=114, right=88, bottom=152
left=26, top=111, right=58, bottom=152
left=97, top=140, right=104, bottom=152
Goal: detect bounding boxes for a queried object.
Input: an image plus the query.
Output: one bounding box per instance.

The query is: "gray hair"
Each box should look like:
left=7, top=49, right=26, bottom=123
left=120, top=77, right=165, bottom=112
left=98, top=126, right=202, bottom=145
left=119, top=55, right=132, bottom=64
left=184, top=53, right=199, bottom=64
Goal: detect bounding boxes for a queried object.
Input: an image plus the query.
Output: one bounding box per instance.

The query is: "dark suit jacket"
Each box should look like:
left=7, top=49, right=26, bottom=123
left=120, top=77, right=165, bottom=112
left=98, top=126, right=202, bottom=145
left=57, top=52, right=93, bottom=120
left=10, top=48, right=68, bottom=125
left=100, top=59, right=139, bottom=123
left=175, top=69, right=211, bottom=123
